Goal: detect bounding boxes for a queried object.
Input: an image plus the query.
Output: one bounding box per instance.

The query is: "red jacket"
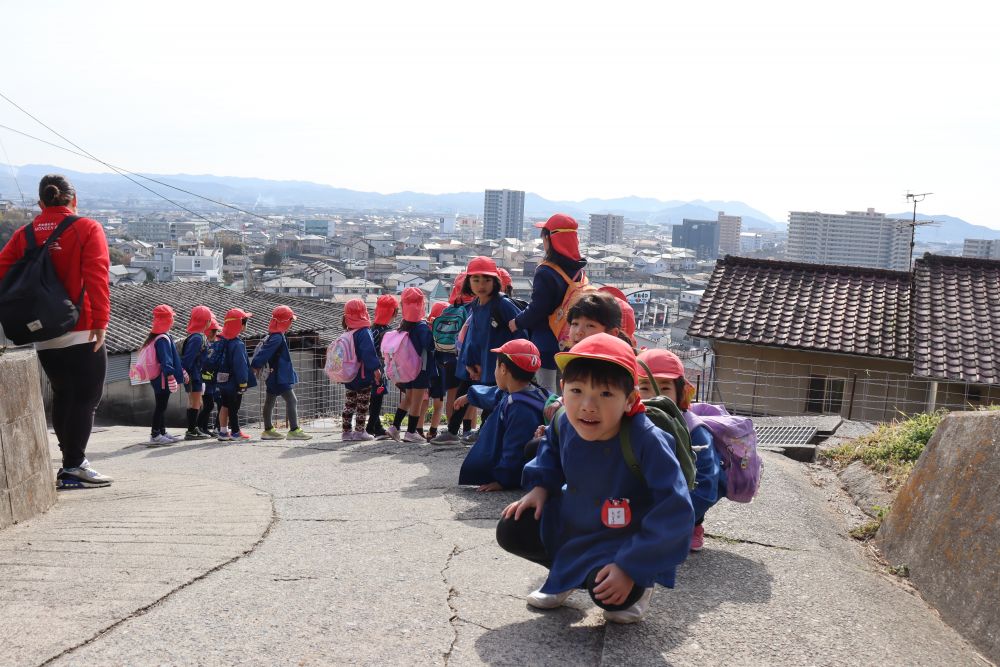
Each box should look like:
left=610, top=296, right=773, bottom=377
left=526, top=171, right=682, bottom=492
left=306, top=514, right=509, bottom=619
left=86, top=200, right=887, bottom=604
left=0, top=206, right=111, bottom=331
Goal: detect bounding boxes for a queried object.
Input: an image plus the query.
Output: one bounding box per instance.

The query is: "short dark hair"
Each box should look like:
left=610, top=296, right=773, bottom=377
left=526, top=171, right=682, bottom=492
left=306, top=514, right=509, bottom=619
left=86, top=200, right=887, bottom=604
left=38, top=174, right=75, bottom=207
left=497, top=353, right=535, bottom=383
left=462, top=274, right=501, bottom=298
left=561, top=357, right=634, bottom=396
left=567, top=292, right=622, bottom=331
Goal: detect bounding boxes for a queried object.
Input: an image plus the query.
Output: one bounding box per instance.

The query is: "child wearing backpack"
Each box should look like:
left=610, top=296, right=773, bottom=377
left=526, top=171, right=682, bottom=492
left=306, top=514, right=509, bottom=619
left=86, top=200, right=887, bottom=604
left=636, top=349, right=724, bottom=552
left=507, top=214, right=588, bottom=393
left=180, top=305, right=214, bottom=441
left=331, top=299, right=381, bottom=441
left=420, top=301, right=450, bottom=439
left=252, top=305, right=312, bottom=441
left=142, top=304, right=186, bottom=446
left=364, top=294, right=398, bottom=439
left=384, top=287, right=436, bottom=443
left=458, top=339, right=550, bottom=491
left=497, top=333, right=694, bottom=624
left=216, top=308, right=256, bottom=442
left=197, top=317, right=222, bottom=435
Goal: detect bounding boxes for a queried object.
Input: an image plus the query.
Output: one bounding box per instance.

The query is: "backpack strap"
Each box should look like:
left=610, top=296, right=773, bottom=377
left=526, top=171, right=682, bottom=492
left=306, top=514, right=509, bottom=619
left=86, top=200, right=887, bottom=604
left=540, top=260, right=586, bottom=286
left=25, top=215, right=80, bottom=250
left=636, top=359, right=661, bottom=396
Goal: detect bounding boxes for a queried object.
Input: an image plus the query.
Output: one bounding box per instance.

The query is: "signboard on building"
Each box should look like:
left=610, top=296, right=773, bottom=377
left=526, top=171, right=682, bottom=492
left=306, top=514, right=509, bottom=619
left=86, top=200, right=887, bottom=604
left=627, top=290, right=651, bottom=305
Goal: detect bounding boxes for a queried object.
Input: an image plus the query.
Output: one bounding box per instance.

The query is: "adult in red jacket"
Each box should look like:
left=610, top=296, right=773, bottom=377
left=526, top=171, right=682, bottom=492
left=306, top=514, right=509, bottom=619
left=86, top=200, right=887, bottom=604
left=0, top=174, right=113, bottom=488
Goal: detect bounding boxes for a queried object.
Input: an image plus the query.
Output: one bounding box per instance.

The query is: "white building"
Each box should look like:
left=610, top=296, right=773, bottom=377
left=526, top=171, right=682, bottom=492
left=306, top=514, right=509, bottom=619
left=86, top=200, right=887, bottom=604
left=483, top=189, right=525, bottom=240
left=440, top=216, right=456, bottom=235
left=589, top=214, right=625, bottom=245
left=301, top=262, right=347, bottom=298
left=963, top=238, right=1000, bottom=260
left=262, top=278, right=317, bottom=297
left=172, top=247, right=224, bottom=282
left=787, top=208, right=910, bottom=271
left=395, top=255, right=433, bottom=273
left=330, top=278, right=383, bottom=296
left=717, top=212, right=742, bottom=256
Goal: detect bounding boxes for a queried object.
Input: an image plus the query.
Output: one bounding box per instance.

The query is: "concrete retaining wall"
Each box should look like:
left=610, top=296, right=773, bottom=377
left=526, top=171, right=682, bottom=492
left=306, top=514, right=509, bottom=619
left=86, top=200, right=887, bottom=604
left=0, top=349, right=57, bottom=530
left=877, top=410, right=1000, bottom=663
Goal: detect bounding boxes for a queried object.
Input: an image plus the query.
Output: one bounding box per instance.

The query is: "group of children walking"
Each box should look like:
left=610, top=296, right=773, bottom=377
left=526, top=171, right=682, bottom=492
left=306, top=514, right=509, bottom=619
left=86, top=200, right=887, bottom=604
left=135, top=213, right=756, bottom=627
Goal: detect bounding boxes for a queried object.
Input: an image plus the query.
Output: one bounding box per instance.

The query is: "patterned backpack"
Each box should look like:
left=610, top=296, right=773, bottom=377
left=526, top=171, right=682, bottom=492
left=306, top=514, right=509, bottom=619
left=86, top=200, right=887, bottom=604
left=540, top=261, right=598, bottom=351
left=130, top=334, right=168, bottom=383
left=325, top=330, right=362, bottom=383
left=684, top=403, right=762, bottom=503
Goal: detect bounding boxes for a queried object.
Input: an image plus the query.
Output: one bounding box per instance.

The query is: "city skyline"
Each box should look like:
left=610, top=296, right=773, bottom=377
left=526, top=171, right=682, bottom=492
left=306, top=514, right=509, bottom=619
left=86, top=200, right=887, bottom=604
left=0, top=1, right=996, bottom=229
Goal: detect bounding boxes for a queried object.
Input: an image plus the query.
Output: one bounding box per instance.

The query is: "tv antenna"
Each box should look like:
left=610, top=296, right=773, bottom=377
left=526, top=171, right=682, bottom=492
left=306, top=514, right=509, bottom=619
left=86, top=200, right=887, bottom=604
left=904, top=191, right=934, bottom=268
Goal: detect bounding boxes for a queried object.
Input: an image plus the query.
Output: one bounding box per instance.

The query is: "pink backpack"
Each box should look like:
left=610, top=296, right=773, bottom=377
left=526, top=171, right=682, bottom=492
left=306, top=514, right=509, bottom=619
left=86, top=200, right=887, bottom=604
left=130, top=334, right=169, bottom=383
left=380, top=330, right=423, bottom=383
left=325, top=330, right=362, bottom=383
left=685, top=403, right=762, bottom=503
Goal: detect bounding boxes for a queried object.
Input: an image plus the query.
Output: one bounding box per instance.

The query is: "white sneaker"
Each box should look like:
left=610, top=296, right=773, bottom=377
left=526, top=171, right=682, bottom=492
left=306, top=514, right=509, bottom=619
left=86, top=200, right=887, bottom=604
left=58, top=460, right=113, bottom=488
left=526, top=589, right=572, bottom=610
left=430, top=431, right=461, bottom=445
left=354, top=431, right=376, bottom=441
left=386, top=426, right=401, bottom=441
left=164, top=432, right=184, bottom=442
left=341, top=431, right=358, bottom=441
left=401, top=431, right=427, bottom=444
left=147, top=434, right=174, bottom=447
left=602, top=587, right=653, bottom=624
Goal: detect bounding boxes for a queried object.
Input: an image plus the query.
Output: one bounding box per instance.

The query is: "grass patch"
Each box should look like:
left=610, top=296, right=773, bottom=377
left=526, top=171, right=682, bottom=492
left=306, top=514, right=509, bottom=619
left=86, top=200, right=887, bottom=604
left=848, top=505, right=888, bottom=541
left=822, top=411, right=947, bottom=491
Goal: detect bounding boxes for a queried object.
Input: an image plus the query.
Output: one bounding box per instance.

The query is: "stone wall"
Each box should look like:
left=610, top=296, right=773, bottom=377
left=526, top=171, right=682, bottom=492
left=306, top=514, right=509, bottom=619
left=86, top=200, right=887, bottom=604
left=877, top=411, right=1000, bottom=663
left=0, top=349, right=57, bottom=529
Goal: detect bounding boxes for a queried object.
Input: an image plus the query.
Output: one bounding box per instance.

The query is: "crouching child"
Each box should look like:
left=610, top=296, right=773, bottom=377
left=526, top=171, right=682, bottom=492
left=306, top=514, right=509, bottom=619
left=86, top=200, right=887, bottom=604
left=496, top=333, right=694, bottom=624
left=458, top=340, right=550, bottom=492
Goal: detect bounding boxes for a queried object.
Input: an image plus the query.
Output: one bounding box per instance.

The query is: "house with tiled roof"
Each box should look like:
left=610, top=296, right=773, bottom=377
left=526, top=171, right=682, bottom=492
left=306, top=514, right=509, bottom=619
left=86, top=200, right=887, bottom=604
left=689, top=255, right=1000, bottom=421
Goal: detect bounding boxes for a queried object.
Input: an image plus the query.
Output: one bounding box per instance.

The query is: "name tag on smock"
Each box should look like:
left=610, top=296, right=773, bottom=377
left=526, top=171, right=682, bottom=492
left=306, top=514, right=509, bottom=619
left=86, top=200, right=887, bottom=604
left=601, top=498, right=632, bottom=529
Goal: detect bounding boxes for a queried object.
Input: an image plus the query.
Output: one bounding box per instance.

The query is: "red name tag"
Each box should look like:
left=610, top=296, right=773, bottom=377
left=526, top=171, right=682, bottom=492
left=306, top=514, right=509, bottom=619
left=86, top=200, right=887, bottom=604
left=601, top=498, right=632, bottom=529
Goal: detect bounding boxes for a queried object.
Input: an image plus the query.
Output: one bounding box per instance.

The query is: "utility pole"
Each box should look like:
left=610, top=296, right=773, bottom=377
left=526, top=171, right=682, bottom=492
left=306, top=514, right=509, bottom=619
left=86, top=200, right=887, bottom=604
left=905, top=191, right=933, bottom=269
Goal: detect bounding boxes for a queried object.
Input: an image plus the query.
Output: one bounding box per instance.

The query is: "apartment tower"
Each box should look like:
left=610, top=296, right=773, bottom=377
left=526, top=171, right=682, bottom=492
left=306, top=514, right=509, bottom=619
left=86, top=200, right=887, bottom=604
left=589, top=213, right=625, bottom=245
left=483, top=189, right=526, bottom=240
left=787, top=208, right=910, bottom=271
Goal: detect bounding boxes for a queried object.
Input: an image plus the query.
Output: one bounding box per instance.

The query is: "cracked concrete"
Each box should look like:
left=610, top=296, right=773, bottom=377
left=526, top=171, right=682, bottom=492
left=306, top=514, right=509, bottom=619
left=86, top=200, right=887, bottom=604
left=0, top=425, right=990, bottom=666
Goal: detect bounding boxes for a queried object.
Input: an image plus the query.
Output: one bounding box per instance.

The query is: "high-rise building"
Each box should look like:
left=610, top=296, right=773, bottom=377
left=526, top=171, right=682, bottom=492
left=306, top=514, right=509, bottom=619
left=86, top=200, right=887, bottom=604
left=589, top=213, right=625, bottom=245
left=440, top=216, right=456, bottom=235
left=717, top=212, right=742, bottom=256
left=672, top=219, right=721, bottom=260
left=483, top=189, right=525, bottom=240
left=787, top=208, right=910, bottom=271
left=963, top=238, right=1000, bottom=260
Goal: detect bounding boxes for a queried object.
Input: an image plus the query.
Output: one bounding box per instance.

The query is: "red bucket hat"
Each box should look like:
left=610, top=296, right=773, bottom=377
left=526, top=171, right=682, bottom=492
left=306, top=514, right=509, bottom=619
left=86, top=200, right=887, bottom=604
left=374, top=294, right=398, bottom=326
left=636, top=348, right=695, bottom=409
left=449, top=272, right=474, bottom=305
left=186, top=305, right=214, bottom=334
left=491, top=339, right=542, bottom=373
left=151, top=304, right=175, bottom=335
left=497, top=268, right=512, bottom=291
left=344, top=299, right=370, bottom=329
left=401, top=287, right=426, bottom=322
left=428, top=301, right=448, bottom=322
left=269, top=305, right=298, bottom=334
left=222, top=308, right=252, bottom=339
left=466, top=256, right=500, bottom=279
left=535, top=213, right=582, bottom=261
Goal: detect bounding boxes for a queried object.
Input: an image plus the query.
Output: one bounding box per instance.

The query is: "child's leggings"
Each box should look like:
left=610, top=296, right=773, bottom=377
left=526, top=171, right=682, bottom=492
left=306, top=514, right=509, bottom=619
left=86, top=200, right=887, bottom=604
left=263, top=390, right=298, bottom=430
left=221, top=391, right=243, bottom=434
left=151, top=388, right=170, bottom=436
left=198, top=392, right=216, bottom=431
left=343, top=387, right=372, bottom=431
left=495, top=513, right=647, bottom=612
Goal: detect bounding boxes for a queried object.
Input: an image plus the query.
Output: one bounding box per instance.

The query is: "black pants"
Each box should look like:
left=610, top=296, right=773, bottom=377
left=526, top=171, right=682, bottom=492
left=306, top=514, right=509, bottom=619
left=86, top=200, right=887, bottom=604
left=151, top=388, right=170, bottom=435
left=220, top=391, right=243, bottom=433
left=37, top=342, right=107, bottom=469
left=496, top=513, right=646, bottom=612
left=198, top=391, right=216, bottom=431
left=365, top=385, right=386, bottom=435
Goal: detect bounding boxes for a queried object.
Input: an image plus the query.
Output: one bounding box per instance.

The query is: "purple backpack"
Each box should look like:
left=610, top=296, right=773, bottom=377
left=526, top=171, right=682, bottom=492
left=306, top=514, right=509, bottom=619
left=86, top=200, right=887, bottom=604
left=684, top=403, right=762, bottom=503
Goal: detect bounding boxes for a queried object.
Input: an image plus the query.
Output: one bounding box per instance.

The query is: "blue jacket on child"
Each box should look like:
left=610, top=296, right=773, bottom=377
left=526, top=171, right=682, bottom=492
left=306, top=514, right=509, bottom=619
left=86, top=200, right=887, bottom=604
left=461, top=296, right=525, bottom=385
left=459, top=384, right=549, bottom=488
left=345, top=328, right=381, bottom=391
left=250, top=332, right=299, bottom=394
left=217, top=336, right=257, bottom=394
left=523, top=411, right=694, bottom=593
left=153, top=336, right=185, bottom=394
left=181, top=333, right=205, bottom=378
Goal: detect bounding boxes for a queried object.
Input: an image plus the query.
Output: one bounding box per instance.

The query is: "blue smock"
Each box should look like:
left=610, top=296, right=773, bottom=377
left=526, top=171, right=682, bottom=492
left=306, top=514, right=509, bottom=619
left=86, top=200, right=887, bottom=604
left=460, top=296, right=526, bottom=385
left=250, top=332, right=300, bottom=394
left=153, top=335, right=184, bottom=395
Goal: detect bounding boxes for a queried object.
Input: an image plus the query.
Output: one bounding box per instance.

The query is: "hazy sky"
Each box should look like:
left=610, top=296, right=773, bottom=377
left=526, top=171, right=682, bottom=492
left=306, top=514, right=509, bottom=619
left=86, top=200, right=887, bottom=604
left=1, top=1, right=996, bottom=226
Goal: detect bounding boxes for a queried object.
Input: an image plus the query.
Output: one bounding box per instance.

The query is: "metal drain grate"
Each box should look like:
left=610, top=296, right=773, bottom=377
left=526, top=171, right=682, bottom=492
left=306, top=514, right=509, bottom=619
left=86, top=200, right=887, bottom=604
left=755, top=425, right=818, bottom=447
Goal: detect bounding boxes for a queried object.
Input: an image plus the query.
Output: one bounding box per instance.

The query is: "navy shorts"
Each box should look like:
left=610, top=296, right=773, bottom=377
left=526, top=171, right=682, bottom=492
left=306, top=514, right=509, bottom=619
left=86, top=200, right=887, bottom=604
left=185, top=379, right=204, bottom=393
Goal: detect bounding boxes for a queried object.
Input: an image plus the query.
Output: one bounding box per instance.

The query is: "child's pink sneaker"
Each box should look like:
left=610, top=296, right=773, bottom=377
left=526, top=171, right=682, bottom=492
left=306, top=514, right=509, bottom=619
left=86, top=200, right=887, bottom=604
left=690, top=524, right=705, bottom=551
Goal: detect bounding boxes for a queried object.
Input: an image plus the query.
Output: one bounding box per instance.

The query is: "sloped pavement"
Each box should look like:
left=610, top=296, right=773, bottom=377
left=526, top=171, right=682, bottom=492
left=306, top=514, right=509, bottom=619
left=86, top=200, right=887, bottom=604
left=0, top=426, right=990, bottom=666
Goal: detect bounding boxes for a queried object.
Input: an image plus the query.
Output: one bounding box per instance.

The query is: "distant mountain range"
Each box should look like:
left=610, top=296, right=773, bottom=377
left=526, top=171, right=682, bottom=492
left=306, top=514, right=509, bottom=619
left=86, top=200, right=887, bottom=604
left=3, top=163, right=997, bottom=242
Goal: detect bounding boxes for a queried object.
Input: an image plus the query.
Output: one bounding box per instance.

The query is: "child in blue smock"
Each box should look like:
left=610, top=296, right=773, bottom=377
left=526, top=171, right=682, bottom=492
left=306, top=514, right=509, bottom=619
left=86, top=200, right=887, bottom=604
left=253, top=305, right=311, bottom=441
left=497, top=333, right=694, bottom=624
left=387, top=287, right=437, bottom=444
left=458, top=339, right=550, bottom=490
left=197, top=318, right=222, bottom=435
left=338, top=298, right=381, bottom=441
left=180, top=305, right=214, bottom=440
left=460, top=256, right=526, bottom=386
left=144, top=304, right=186, bottom=447
left=636, top=348, right=725, bottom=553
left=216, top=307, right=257, bottom=442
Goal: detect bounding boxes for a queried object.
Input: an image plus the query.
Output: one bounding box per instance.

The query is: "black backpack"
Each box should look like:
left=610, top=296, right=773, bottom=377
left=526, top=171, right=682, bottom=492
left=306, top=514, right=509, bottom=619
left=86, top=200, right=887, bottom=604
left=0, top=215, right=84, bottom=345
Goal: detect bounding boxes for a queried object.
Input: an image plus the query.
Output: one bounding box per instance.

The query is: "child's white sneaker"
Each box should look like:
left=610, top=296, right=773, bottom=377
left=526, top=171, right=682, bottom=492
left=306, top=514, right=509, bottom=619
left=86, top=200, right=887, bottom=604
left=602, top=587, right=653, bottom=624
left=526, top=588, right=572, bottom=610
left=401, top=431, right=427, bottom=444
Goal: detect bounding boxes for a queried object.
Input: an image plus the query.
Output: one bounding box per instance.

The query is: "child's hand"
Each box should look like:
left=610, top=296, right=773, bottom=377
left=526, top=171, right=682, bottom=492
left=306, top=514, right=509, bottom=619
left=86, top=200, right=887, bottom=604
left=543, top=399, right=562, bottom=422
left=592, top=564, right=635, bottom=607
left=477, top=482, right=503, bottom=492
left=507, top=318, right=518, bottom=333
left=182, top=369, right=190, bottom=384
left=453, top=395, right=469, bottom=411
left=501, top=486, right=548, bottom=521
left=533, top=425, right=545, bottom=439
left=374, top=369, right=382, bottom=385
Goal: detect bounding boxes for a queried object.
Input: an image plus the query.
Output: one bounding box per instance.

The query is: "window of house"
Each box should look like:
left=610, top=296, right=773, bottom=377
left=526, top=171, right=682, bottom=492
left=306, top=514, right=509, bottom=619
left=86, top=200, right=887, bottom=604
left=806, top=374, right=845, bottom=414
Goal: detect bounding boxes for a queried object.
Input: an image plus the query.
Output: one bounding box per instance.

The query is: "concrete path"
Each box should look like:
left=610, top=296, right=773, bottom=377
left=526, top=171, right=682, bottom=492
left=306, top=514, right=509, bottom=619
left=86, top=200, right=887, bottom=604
left=0, top=426, right=991, bottom=666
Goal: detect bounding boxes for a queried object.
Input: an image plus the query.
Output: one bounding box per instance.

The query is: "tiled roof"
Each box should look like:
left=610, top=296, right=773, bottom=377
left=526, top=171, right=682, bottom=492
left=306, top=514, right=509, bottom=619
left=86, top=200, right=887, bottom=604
left=688, top=256, right=912, bottom=361
left=912, top=254, right=1000, bottom=383
left=106, top=282, right=345, bottom=354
